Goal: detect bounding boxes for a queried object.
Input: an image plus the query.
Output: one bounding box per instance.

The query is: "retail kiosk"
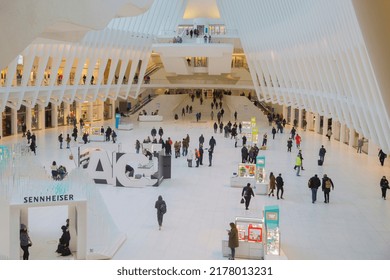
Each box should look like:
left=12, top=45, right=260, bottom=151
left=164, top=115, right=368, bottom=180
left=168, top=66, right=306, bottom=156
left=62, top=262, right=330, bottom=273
left=254, top=155, right=268, bottom=195
left=230, top=163, right=256, bottom=188
left=222, top=205, right=287, bottom=260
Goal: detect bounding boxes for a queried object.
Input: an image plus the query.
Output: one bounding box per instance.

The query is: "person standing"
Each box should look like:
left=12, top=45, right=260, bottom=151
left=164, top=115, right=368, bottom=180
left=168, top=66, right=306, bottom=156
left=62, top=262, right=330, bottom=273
left=272, top=127, right=276, bottom=139
left=268, top=172, right=276, bottom=197
left=199, top=144, right=204, bottom=165
left=241, top=145, right=248, bottom=163
left=20, top=225, right=31, bottom=260
left=155, top=195, right=167, bottom=230
left=135, top=140, right=141, bottom=154
left=287, top=138, right=293, bottom=152
left=195, top=148, right=200, bottom=167
left=208, top=147, right=214, bottom=167
left=227, top=222, right=239, bottom=260
left=380, top=176, right=390, bottom=200
left=241, top=183, right=255, bottom=210
left=262, top=133, right=268, bottom=147
left=234, top=111, right=238, bottom=122
left=276, top=174, right=284, bottom=200
left=357, top=138, right=365, bottom=153
left=378, top=149, right=387, bottom=166
left=66, top=134, right=71, bottom=149
left=322, top=174, right=334, bottom=203
left=308, top=174, right=321, bottom=203
left=199, top=134, right=205, bottom=147
left=58, top=133, right=63, bottom=149
left=319, top=145, right=326, bottom=163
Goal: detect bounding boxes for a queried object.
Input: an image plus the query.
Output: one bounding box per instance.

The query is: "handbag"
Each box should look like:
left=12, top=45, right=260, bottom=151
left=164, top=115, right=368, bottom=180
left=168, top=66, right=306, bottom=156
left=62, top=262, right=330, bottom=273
left=240, top=197, right=245, bottom=204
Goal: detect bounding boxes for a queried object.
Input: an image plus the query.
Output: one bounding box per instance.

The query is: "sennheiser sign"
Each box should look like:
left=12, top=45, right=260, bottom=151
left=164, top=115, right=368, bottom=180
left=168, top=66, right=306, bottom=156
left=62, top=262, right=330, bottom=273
left=23, top=194, right=74, bottom=204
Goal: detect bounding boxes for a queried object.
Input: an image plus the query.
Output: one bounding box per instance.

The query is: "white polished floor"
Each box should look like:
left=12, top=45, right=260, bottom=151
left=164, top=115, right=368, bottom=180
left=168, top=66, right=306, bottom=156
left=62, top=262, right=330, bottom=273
left=1, top=102, right=390, bottom=260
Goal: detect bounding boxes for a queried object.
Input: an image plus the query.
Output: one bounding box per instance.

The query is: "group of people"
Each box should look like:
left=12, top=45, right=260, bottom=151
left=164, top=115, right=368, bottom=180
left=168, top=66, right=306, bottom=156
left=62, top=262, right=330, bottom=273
left=20, top=219, right=71, bottom=260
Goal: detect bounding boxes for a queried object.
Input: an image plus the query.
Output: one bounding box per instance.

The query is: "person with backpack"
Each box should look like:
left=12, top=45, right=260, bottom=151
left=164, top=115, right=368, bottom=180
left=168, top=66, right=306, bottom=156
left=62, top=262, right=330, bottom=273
left=241, top=183, right=255, bottom=210
left=322, top=174, right=334, bottom=203
left=155, top=195, right=167, bottom=230
left=308, top=174, right=321, bottom=203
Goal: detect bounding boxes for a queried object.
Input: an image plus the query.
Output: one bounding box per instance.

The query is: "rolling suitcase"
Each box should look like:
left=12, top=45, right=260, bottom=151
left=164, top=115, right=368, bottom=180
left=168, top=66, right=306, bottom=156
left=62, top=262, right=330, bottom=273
left=318, top=159, right=323, bottom=166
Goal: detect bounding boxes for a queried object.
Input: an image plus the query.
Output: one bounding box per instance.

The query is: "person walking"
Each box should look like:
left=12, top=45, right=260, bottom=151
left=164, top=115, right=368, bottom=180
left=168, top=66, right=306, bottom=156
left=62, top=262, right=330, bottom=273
left=20, top=224, right=31, bottom=260
left=276, top=173, right=284, bottom=200
left=326, top=128, right=332, bottom=141
left=58, top=133, right=63, bottom=149
left=209, top=136, right=216, bottom=150
left=227, top=222, right=239, bottom=260
left=241, top=183, right=255, bottom=210
left=154, top=195, right=167, bottom=230
left=295, top=134, right=302, bottom=148
left=72, top=126, right=78, bottom=142
left=295, top=154, right=302, bottom=176
left=268, top=172, right=276, bottom=196
left=380, top=176, right=390, bottom=200
left=319, top=145, right=326, bottom=163
left=378, top=149, right=387, bottom=166
left=308, top=174, right=321, bottom=203
left=112, top=130, right=117, bottom=143
left=66, top=134, right=71, bottom=149
left=234, top=111, right=238, bottom=122
left=213, top=122, right=218, bottom=133
left=322, top=174, right=334, bottom=203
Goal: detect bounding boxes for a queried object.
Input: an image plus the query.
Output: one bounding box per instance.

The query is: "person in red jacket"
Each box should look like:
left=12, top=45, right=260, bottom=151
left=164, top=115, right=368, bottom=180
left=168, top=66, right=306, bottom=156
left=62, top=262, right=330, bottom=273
left=295, top=134, right=302, bottom=148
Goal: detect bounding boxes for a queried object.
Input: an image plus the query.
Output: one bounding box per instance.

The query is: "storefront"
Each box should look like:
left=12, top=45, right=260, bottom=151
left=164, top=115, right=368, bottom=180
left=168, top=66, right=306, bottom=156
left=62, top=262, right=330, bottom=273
left=45, top=103, right=52, bottom=128
left=57, top=102, right=65, bottom=126
left=104, top=99, right=113, bottom=120
left=31, top=104, right=40, bottom=130
left=2, top=108, right=12, bottom=136
left=17, top=105, right=26, bottom=134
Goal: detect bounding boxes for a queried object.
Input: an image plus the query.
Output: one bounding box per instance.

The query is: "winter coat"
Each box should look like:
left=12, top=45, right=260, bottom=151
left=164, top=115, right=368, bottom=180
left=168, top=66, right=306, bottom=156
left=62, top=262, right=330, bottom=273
left=269, top=174, right=276, bottom=190
left=228, top=225, right=239, bottom=248
left=242, top=185, right=254, bottom=197
left=295, top=156, right=302, bottom=166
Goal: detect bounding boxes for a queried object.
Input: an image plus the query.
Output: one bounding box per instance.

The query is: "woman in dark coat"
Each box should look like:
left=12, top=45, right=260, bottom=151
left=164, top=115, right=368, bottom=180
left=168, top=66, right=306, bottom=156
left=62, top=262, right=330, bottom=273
left=228, top=222, right=239, bottom=260
left=268, top=172, right=276, bottom=196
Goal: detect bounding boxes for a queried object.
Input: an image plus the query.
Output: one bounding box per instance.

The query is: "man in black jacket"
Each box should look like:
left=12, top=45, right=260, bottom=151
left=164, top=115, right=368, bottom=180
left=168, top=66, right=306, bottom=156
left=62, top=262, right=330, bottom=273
left=308, top=174, right=321, bottom=203
left=319, top=145, right=326, bottom=163
left=276, top=174, right=284, bottom=200
left=241, top=183, right=255, bottom=210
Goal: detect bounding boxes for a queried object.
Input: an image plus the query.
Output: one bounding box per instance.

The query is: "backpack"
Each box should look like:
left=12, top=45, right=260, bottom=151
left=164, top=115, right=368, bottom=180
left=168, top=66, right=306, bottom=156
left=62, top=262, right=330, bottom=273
left=325, top=180, right=332, bottom=189
left=308, top=179, right=312, bottom=188
left=160, top=202, right=167, bottom=214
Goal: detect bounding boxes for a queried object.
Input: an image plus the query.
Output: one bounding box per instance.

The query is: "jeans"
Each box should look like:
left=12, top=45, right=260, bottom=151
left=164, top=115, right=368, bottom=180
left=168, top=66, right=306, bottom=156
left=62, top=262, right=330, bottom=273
left=296, top=166, right=301, bottom=176
left=311, top=188, right=318, bottom=202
